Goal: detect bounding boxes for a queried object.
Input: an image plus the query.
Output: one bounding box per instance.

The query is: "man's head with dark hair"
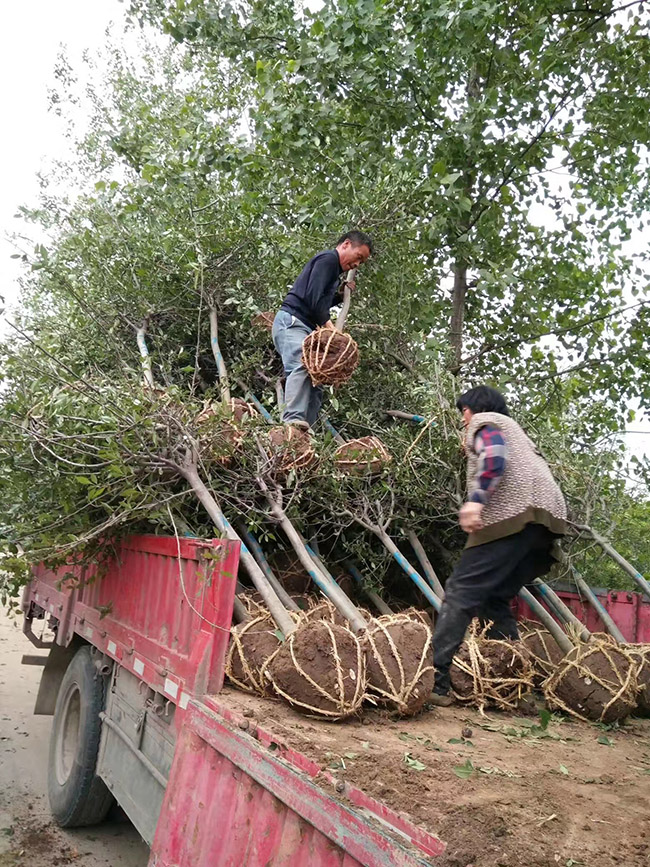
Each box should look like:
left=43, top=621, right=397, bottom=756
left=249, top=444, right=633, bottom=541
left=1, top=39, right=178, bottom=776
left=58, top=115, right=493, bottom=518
left=335, top=230, right=373, bottom=270
left=456, top=385, right=509, bottom=417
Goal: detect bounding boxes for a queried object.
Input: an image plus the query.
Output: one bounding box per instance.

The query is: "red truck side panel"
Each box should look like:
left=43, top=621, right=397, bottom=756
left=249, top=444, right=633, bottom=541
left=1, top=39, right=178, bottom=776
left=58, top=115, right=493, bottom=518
left=150, top=701, right=441, bottom=867
left=514, top=588, right=650, bottom=642
left=27, top=535, right=239, bottom=704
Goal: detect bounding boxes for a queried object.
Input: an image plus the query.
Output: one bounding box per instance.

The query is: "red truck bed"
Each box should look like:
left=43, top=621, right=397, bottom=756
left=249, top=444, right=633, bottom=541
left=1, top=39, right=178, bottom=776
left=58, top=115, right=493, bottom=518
left=22, top=535, right=443, bottom=865
left=22, top=534, right=650, bottom=866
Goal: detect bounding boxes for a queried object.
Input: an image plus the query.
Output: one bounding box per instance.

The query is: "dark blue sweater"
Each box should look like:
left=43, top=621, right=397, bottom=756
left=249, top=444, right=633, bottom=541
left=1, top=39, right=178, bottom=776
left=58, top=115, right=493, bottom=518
left=280, top=249, right=344, bottom=329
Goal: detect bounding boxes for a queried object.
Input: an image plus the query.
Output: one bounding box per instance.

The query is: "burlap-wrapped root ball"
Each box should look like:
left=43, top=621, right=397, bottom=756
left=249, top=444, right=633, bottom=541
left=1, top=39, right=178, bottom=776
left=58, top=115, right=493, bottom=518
left=450, top=622, right=534, bottom=712
left=521, top=624, right=568, bottom=686
left=628, top=644, right=650, bottom=716
left=333, top=436, right=392, bottom=476
left=302, top=327, right=360, bottom=387
left=251, top=311, right=275, bottom=333
left=544, top=641, right=639, bottom=723
left=263, top=620, right=365, bottom=719
left=364, top=613, right=434, bottom=716
left=265, top=426, right=316, bottom=478
left=195, top=397, right=258, bottom=465
left=226, top=615, right=282, bottom=695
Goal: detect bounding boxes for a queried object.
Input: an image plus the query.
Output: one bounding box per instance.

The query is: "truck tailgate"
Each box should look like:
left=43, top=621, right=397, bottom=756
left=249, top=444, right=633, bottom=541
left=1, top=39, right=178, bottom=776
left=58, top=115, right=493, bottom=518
left=150, top=699, right=445, bottom=867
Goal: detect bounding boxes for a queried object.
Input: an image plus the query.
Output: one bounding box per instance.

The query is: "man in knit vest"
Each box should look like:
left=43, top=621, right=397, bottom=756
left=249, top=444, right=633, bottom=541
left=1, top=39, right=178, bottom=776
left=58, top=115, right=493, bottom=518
left=431, top=385, right=567, bottom=707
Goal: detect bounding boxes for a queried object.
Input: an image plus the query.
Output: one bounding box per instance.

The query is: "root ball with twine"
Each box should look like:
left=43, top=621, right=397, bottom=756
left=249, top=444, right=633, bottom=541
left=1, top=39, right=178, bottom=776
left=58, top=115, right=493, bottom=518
left=364, top=613, right=434, bottom=716
left=628, top=644, right=650, bottom=716
left=264, top=426, right=316, bottom=478
left=263, top=619, right=366, bottom=720
left=544, top=640, right=639, bottom=723
left=334, top=436, right=392, bottom=476
left=302, top=328, right=360, bottom=387
left=226, top=615, right=282, bottom=695
left=303, top=598, right=372, bottom=628
left=196, top=397, right=258, bottom=465
left=450, top=621, right=534, bottom=713
left=521, top=624, right=568, bottom=686
left=251, top=311, right=275, bottom=333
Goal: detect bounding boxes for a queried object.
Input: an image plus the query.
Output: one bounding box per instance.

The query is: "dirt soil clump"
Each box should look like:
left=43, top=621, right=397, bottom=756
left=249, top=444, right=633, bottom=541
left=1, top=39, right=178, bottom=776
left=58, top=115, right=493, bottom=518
left=629, top=644, right=650, bottom=715
left=217, top=685, right=650, bottom=867
left=225, top=616, right=280, bottom=694
left=302, top=328, right=360, bottom=386
left=521, top=625, right=567, bottom=685
left=364, top=614, right=434, bottom=715
left=451, top=630, right=533, bottom=711
left=264, top=620, right=365, bottom=719
left=545, top=641, right=638, bottom=722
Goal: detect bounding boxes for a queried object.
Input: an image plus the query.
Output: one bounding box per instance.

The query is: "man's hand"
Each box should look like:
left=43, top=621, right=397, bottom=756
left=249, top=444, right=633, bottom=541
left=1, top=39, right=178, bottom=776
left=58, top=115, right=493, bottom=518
left=344, top=279, right=356, bottom=292
left=322, top=319, right=336, bottom=330
left=459, top=501, right=484, bottom=534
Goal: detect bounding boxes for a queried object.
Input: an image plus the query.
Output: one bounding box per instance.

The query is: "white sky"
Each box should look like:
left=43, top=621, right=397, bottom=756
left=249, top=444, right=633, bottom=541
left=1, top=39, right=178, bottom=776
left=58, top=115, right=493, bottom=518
left=0, top=0, right=129, bottom=313
left=1, top=0, right=648, bottom=472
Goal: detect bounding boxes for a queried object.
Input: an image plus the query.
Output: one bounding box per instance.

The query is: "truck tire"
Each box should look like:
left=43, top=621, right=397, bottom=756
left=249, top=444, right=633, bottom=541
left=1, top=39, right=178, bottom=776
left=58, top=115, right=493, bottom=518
left=47, top=645, right=115, bottom=827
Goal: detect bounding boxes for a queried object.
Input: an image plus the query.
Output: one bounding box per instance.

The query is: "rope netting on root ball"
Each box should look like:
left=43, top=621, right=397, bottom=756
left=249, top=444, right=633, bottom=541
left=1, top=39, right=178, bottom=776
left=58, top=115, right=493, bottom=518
left=333, top=436, right=392, bottom=476
left=226, top=615, right=282, bottom=695
left=544, top=640, right=639, bottom=723
left=450, top=621, right=534, bottom=713
left=262, top=620, right=366, bottom=720
left=364, top=613, right=434, bottom=716
left=195, top=397, right=259, bottom=465
left=628, top=644, right=650, bottom=716
left=237, top=592, right=268, bottom=618
left=303, top=598, right=373, bottom=628
left=521, top=624, right=568, bottom=686
left=264, top=426, right=316, bottom=478
left=251, top=311, right=275, bottom=333
left=302, top=328, right=359, bottom=387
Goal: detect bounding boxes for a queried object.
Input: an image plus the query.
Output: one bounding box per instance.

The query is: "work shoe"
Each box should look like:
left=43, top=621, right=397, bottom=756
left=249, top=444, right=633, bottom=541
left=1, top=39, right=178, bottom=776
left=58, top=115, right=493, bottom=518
left=430, top=692, right=454, bottom=707
left=286, top=420, right=310, bottom=432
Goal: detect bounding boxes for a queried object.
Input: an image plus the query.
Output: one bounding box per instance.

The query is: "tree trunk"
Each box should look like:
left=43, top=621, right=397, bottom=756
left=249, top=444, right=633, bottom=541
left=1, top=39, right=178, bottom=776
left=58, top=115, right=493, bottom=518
left=208, top=306, right=231, bottom=405
left=181, top=462, right=296, bottom=636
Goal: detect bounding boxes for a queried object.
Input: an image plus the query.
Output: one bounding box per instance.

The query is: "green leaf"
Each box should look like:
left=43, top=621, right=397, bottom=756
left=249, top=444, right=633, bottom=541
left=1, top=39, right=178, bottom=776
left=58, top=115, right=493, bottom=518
left=453, top=759, right=475, bottom=779
left=403, top=753, right=426, bottom=771
left=597, top=735, right=614, bottom=746
left=559, top=765, right=569, bottom=776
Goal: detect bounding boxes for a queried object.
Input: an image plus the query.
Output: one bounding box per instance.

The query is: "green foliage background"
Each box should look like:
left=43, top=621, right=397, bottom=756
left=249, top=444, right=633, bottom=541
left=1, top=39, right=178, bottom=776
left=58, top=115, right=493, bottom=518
left=2, top=0, right=650, bottom=599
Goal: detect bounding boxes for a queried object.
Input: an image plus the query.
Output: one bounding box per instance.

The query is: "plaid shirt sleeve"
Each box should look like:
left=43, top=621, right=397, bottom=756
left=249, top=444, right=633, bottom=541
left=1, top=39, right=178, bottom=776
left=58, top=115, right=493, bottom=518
left=468, top=424, right=507, bottom=505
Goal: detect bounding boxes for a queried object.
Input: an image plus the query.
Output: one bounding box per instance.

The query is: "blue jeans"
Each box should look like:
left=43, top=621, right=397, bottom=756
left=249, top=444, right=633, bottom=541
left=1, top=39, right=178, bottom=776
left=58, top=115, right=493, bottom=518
left=272, top=311, right=323, bottom=426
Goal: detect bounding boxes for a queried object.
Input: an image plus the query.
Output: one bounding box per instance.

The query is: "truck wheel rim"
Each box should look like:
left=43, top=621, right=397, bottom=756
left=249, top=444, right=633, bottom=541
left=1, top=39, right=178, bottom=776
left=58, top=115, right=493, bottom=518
left=55, top=683, right=81, bottom=785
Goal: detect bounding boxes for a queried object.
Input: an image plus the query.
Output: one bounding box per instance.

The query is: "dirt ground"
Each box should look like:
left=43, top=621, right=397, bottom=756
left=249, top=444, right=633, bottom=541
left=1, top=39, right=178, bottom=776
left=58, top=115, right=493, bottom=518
left=219, top=685, right=650, bottom=867
left=0, top=611, right=150, bottom=867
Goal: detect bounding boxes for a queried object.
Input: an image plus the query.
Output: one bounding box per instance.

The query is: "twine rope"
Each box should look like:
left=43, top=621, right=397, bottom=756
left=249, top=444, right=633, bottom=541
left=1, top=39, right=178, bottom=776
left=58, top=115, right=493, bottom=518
left=302, top=328, right=359, bottom=387
left=334, top=436, right=392, bottom=475
left=544, top=640, right=638, bottom=723
left=225, top=615, right=277, bottom=694
left=452, top=621, right=534, bottom=714
left=262, top=619, right=365, bottom=719
left=365, top=614, right=434, bottom=713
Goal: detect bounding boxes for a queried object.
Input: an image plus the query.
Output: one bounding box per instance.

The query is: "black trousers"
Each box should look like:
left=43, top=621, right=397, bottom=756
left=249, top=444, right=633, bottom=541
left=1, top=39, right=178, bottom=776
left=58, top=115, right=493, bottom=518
left=433, top=523, right=556, bottom=695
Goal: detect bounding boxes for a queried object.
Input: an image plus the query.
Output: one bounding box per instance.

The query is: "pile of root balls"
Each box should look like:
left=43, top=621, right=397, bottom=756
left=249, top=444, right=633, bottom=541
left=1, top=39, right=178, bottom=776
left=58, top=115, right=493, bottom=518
left=225, top=566, right=435, bottom=720
left=448, top=620, right=645, bottom=722
left=225, top=558, right=649, bottom=725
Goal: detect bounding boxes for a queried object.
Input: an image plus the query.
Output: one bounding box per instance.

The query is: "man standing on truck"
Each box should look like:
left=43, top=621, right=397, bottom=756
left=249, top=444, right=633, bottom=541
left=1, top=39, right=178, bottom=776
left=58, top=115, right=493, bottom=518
left=272, top=230, right=373, bottom=431
left=431, top=385, right=568, bottom=707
